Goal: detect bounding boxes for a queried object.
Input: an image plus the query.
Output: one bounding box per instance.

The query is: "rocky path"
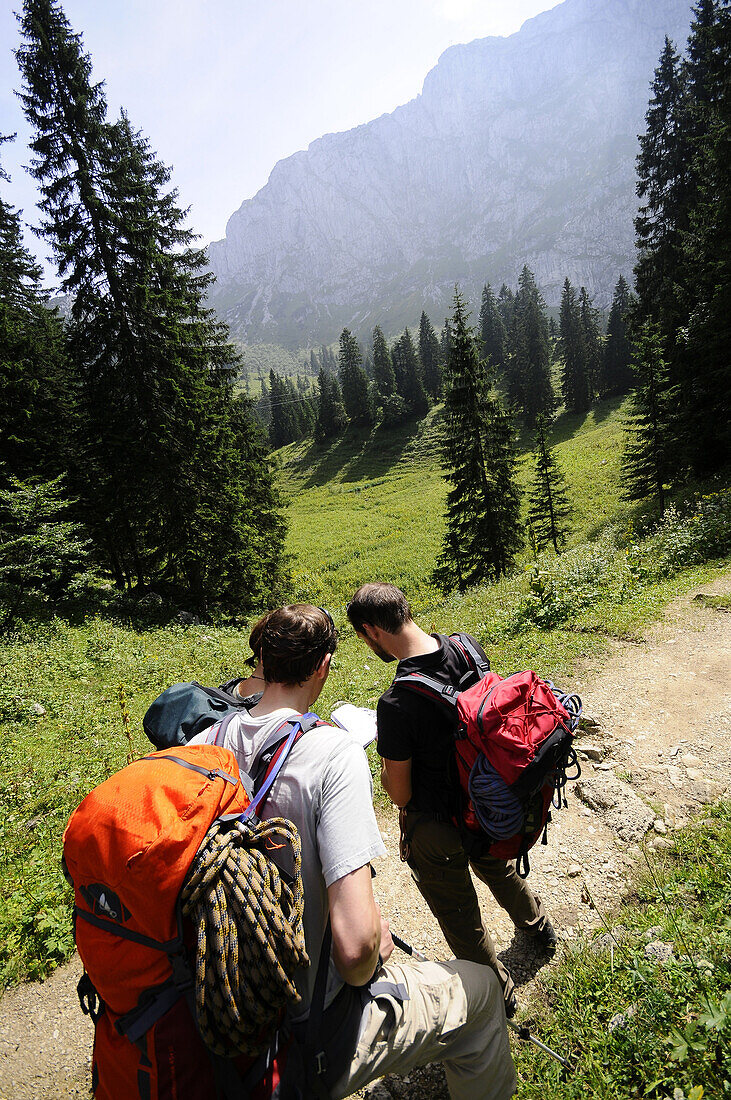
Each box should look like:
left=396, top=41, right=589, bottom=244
left=2, top=579, right=730, bottom=1100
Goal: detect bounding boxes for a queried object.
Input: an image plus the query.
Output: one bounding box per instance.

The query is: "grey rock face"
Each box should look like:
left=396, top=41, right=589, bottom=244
left=207, top=0, right=693, bottom=347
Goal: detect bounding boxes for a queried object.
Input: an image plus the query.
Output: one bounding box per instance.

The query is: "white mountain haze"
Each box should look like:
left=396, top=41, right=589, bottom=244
left=206, top=0, right=693, bottom=349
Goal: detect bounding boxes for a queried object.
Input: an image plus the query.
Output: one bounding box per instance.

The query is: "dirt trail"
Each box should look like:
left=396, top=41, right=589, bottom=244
left=2, top=578, right=730, bottom=1100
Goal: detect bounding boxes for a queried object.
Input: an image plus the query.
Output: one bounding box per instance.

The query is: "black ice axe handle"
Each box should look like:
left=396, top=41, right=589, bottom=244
left=390, top=930, right=572, bottom=1074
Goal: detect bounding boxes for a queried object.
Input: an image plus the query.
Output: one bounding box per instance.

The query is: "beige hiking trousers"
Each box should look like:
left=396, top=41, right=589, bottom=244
left=330, top=957, right=516, bottom=1100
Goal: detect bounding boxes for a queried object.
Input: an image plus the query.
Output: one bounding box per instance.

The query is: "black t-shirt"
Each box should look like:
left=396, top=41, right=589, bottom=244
left=376, top=633, right=489, bottom=816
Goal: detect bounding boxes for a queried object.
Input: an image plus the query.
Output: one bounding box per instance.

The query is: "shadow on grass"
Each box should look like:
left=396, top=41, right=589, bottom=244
left=291, top=417, right=430, bottom=490
left=515, top=396, right=628, bottom=453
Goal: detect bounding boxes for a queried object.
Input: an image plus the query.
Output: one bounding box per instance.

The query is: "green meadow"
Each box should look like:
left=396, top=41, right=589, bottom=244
left=280, top=396, right=631, bottom=611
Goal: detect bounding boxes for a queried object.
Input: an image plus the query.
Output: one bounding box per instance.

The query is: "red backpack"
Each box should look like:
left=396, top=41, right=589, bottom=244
left=63, top=714, right=323, bottom=1100
left=395, top=634, right=582, bottom=875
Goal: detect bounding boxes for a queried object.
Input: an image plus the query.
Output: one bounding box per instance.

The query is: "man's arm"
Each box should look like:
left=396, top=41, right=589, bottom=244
left=327, top=865, right=393, bottom=986
left=380, top=757, right=412, bottom=808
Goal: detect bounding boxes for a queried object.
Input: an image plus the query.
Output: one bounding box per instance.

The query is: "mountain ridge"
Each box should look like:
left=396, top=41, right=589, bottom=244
left=207, top=0, right=693, bottom=349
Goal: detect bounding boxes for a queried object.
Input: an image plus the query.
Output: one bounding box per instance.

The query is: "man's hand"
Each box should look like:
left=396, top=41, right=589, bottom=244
left=376, top=902, right=394, bottom=964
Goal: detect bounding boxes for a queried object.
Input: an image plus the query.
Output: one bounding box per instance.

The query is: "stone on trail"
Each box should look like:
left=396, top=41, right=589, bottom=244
left=574, top=773, right=655, bottom=843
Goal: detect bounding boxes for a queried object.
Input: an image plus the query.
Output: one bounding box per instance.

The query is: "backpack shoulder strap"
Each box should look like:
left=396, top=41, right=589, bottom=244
left=448, top=633, right=491, bottom=678
left=391, top=670, right=461, bottom=707
left=244, top=712, right=323, bottom=821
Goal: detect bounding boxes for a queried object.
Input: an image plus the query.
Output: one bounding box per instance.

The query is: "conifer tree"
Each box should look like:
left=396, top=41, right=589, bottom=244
left=372, top=325, right=397, bottom=402
left=440, top=319, right=453, bottom=366
left=527, top=415, right=572, bottom=553
left=315, top=367, right=347, bottom=443
left=0, top=135, right=70, bottom=485
left=497, top=283, right=515, bottom=328
left=338, top=328, right=373, bottom=424
left=621, top=322, right=676, bottom=513
left=509, top=266, right=554, bottom=426
left=16, top=0, right=285, bottom=609
left=392, top=327, right=428, bottom=418
left=268, top=369, right=302, bottom=448
left=634, top=37, right=691, bottom=348
left=601, top=275, right=634, bottom=395
left=559, top=278, right=590, bottom=414
left=434, top=291, right=522, bottom=591
left=479, top=283, right=507, bottom=373
left=418, top=311, right=442, bottom=400
left=579, top=287, right=601, bottom=403
left=679, top=0, right=731, bottom=474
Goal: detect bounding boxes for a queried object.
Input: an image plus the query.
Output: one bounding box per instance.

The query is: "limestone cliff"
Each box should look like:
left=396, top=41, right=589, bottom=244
left=207, top=0, right=693, bottom=347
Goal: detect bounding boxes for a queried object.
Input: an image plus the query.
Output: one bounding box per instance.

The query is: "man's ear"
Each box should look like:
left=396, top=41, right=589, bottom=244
left=318, top=651, right=332, bottom=678
left=359, top=622, right=377, bottom=644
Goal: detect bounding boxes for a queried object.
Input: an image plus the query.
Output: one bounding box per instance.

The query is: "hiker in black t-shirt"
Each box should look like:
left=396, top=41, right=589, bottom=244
left=347, top=582, right=557, bottom=1015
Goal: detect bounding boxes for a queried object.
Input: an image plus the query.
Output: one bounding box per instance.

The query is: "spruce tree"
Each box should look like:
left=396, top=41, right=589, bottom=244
left=392, top=328, right=428, bottom=418
left=479, top=283, right=507, bottom=373
left=679, top=0, right=731, bottom=474
left=268, top=369, right=301, bottom=448
left=621, top=322, right=676, bottom=513
left=418, top=311, right=442, bottom=400
left=527, top=415, right=572, bottom=553
left=434, top=291, right=522, bottom=591
left=0, top=135, right=71, bottom=485
left=509, top=266, right=554, bottom=426
left=634, top=38, right=691, bottom=351
left=16, top=0, right=285, bottom=609
left=497, top=283, right=515, bottom=328
left=372, top=325, right=397, bottom=403
left=338, top=328, right=372, bottom=424
left=440, top=318, right=453, bottom=366
left=579, top=287, right=601, bottom=403
left=601, top=275, right=634, bottom=395
left=315, top=367, right=347, bottom=443
left=559, top=278, right=590, bottom=414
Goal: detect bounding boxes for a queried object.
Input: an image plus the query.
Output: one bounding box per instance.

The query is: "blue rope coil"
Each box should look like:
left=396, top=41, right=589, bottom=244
left=468, top=756, right=524, bottom=839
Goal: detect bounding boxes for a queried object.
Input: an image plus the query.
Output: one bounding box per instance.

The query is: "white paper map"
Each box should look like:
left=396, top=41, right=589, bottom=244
left=330, top=702, right=378, bottom=748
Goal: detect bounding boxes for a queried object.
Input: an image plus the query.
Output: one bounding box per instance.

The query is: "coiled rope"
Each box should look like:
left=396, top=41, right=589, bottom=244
left=180, top=814, right=309, bottom=1057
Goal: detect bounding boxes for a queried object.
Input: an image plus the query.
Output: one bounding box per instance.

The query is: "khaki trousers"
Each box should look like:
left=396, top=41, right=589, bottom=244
left=331, top=958, right=516, bottom=1100
left=405, top=811, right=546, bottom=1000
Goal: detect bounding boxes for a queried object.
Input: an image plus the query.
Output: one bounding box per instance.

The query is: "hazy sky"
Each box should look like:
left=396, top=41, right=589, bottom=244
left=0, top=0, right=560, bottom=280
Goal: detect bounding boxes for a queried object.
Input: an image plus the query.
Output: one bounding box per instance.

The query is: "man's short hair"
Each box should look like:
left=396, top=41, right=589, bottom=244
left=260, top=604, right=338, bottom=685
left=347, top=583, right=413, bottom=635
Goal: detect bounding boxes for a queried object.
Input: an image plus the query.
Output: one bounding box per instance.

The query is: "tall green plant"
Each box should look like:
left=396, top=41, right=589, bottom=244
left=0, top=476, right=91, bottom=630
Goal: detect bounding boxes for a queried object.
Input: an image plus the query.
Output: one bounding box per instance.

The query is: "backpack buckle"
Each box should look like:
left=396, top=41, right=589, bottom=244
left=314, top=1050, right=328, bottom=1076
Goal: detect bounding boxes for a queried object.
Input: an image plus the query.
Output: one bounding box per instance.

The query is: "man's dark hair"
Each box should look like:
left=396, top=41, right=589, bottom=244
left=347, top=583, right=413, bottom=635
left=260, top=604, right=338, bottom=685
left=246, top=611, right=271, bottom=666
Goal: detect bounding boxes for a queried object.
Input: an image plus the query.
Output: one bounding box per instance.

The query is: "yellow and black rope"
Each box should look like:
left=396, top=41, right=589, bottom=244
left=180, top=815, right=309, bottom=1057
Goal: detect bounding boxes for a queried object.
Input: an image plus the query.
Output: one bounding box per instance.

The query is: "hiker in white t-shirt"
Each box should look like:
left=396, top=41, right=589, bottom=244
left=191, top=603, right=516, bottom=1100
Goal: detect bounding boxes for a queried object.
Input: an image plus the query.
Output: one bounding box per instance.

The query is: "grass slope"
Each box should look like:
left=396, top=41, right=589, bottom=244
left=278, top=396, right=631, bottom=610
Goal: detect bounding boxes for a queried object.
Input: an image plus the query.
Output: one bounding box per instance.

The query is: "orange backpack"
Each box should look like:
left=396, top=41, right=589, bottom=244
left=63, top=739, right=305, bottom=1099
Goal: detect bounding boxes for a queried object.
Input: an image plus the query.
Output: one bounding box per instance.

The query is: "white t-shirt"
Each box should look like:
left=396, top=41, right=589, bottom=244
left=189, top=708, right=385, bottom=1018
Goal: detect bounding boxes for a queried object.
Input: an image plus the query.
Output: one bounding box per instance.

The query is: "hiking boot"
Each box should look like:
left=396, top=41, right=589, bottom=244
left=532, top=918, right=558, bottom=953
